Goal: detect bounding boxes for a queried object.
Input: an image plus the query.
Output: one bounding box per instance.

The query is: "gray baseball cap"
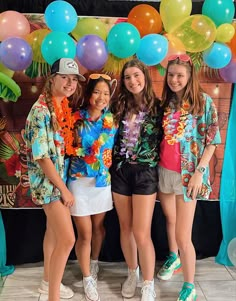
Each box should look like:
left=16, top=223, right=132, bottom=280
left=51, top=58, right=86, bottom=82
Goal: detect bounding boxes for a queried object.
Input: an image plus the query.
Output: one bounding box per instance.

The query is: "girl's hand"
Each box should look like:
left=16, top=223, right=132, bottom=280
left=187, top=171, right=203, bottom=200
left=61, top=189, right=75, bottom=207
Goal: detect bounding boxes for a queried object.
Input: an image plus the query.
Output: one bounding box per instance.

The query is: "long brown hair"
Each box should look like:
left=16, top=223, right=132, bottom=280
left=43, top=74, right=83, bottom=132
left=110, top=58, right=159, bottom=124
left=161, top=58, right=204, bottom=115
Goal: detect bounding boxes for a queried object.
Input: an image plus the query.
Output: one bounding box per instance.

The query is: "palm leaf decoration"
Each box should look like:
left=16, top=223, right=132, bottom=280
left=0, top=72, right=21, bottom=102
left=25, top=61, right=50, bottom=78
left=155, top=63, right=166, bottom=77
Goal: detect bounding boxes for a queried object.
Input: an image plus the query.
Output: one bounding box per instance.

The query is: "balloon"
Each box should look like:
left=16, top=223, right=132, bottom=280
left=136, top=34, right=168, bottom=66
left=202, top=0, right=235, bottom=27
left=227, top=237, right=236, bottom=266
left=203, top=42, right=232, bottom=69
left=160, top=0, right=192, bottom=33
left=44, top=0, right=78, bottom=33
left=76, top=35, right=108, bottom=70
left=26, top=29, right=51, bottom=63
left=107, top=22, right=140, bottom=59
left=216, top=23, right=235, bottom=43
left=219, top=58, right=236, bottom=83
left=160, top=40, right=186, bottom=68
left=227, top=23, right=236, bottom=59
left=0, top=72, right=21, bottom=102
left=0, top=11, right=30, bottom=41
left=71, top=18, right=107, bottom=41
left=0, top=37, right=33, bottom=71
left=0, top=62, right=14, bottom=78
left=41, top=31, right=76, bottom=65
left=127, top=4, right=162, bottom=37
left=168, top=15, right=216, bottom=53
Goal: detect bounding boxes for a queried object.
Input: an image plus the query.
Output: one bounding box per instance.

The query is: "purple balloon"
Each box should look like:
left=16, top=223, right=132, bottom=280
left=0, top=37, right=33, bottom=71
left=76, top=34, right=108, bottom=70
left=219, top=59, right=236, bottom=83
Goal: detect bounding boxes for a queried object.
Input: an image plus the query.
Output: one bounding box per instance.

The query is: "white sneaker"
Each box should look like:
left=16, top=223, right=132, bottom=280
left=121, top=266, right=139, bottom=298
left=141, top=280, right=156, bottom=301
left=83, top=276, right=100, bottom=301
left=38, top=279, right=74, bottom=299
left=90, top=260, right=99, bottom=281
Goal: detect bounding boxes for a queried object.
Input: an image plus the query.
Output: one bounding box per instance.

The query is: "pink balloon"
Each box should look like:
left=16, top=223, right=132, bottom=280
left=219, top=58, right=236, bottom=83
left=0, top=11, right=30, bottom=41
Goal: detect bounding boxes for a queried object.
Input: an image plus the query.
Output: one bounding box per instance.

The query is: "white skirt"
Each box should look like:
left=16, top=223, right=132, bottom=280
left=68, top=177, right=113, bottom=216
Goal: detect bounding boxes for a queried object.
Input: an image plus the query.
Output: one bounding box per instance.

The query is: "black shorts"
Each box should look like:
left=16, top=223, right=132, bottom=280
left=111, top=163, right=158, bottom=196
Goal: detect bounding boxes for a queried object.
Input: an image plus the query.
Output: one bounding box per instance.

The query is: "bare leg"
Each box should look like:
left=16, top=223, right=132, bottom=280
left=43, top=201, right=75, bottom=301
left=73, top=216, right=92, bottom=277
left=158, top=191, right=178, bottom=254
left=132, top=194, right=156, bottom=280
left=43, top=221, right=56, bottom=282
left=113, top=192, right=138, bottom=269
left=176, top=196, right=197, bottom=283
left=91, top=212, right=106, bottom=260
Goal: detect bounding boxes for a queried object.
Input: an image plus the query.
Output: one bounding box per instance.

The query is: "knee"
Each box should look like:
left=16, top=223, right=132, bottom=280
left=176, top=236, right=191, bottom=253
left=93, top=224, right=105, bottom=238
left=133, top=231, right=150, bottom=247
left=61, top=234, right=75, bottom=251
left=165, top=214, right=176, bottom=225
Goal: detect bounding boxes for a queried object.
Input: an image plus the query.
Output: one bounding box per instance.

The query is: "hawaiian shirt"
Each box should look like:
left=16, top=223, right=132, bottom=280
left=24, top=95, right=67, bottom=205
left=163, top=94, right=221, bottom=201
left=113, top=101, right=163, bottom=168
left=68, top=109, right=117, bottom=187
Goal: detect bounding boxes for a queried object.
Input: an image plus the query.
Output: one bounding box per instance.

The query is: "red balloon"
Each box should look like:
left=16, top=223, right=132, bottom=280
left=128, top=4, right=163, bottom=37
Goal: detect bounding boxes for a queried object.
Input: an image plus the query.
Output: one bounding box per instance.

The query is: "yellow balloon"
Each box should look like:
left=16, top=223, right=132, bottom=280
left=216, top=23, right=235, bottom=43
left=71, top=18, right=107, bottom=41
left=160, top=0, right=192, bottom=33
left=26, top=29, right=50, bottom=63
left=0, top=62, right=14, bottom=78
left=168, top=15, right=216, bottom=53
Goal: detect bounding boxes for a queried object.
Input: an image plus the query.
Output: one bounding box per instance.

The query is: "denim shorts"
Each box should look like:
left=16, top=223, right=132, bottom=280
left=111, top=163, right=158, bottom=196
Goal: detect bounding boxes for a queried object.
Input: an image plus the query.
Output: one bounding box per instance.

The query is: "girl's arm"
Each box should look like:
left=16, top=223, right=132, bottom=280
left=37, top=158, right=74, bottom=207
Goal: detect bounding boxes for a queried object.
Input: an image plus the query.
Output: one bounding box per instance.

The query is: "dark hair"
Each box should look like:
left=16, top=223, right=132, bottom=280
left=161, top=58, right=204, bottom=115
left=110, top=58, right=159, bottom=124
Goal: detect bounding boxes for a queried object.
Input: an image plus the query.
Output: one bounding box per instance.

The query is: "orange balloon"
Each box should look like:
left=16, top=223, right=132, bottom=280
left=227, top=23, right=236, bottom=59
left=128, top=4, right=162, bottom=37
left=160, top=40, right=186, bottom=68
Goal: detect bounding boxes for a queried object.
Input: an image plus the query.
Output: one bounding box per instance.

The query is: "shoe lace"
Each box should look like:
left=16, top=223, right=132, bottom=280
left=179, top=287, right=192, bottom=301
left=141, top=284, right=156, bottom=298
left=126, top=271, right=136, bottom=286
left=90, top=262, right=99, bottom=278
left=85, top=278, right=97, bottom=295
left=163, top=254, right=177, bottom=269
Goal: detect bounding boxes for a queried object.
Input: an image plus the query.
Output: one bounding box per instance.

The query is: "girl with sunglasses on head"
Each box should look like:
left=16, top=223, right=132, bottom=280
left=156, top=54, right=221, bottom=301
left=110, top=58, right=163, bottom=301
left=24, top=58, right=85, bottom=301
left=67, top=74, right=117, bottom=301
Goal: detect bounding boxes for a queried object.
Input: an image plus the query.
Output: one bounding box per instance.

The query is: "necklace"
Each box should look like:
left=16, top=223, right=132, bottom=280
left=52, top=97, right=75, bottom=156
left=163, top=100, right=194, bottom=145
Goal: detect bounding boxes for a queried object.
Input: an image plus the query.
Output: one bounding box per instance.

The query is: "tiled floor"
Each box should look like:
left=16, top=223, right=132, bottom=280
left=0, top=257, right=235, bottom=300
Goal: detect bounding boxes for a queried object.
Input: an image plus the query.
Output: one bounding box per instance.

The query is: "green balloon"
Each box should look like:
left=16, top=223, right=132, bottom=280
left=71, top=18, right=107, bottom=41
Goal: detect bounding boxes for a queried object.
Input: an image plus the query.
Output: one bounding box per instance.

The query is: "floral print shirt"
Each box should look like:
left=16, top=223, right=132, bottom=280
left=68, top=109, right=117, bottom=187
left=162, top=93, right=221, bottom=201
left=24, top=95, right=67, bottom=205
left=113, top=102, right=163, bottom=168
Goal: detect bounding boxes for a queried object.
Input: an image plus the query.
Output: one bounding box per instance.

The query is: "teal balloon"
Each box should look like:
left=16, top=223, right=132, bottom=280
left=203, top=42, right=232, bottom=69
left=202, top=0, right=235, bottom=27
left=41, top=31, right=76, bottom=65
left=136, top=34, right=168, bottom=66
left=44, top=0, right=78, bottom=33
left=107, top=22, right=140, bottom=59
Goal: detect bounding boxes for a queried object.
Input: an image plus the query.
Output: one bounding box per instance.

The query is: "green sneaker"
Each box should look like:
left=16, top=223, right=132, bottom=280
left=157, top=252, right=181, bottom=280
left=177, top=283, right=198, bottom=301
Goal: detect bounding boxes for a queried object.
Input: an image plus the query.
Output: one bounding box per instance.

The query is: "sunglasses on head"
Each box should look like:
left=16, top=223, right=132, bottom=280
left=168, top=54, right=192, bottom=65
left=89, top=73, right=112, bottom=81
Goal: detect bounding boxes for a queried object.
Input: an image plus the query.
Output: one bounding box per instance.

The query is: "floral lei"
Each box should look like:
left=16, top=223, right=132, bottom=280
left=73, top=109, right=115, bottom=163
left=52, top=97, right=75, bottom=156
left=163, top=99, right=194, bottom=145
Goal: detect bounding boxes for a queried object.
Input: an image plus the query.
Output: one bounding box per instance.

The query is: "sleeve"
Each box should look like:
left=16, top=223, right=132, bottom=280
left=28, top=106, right=52, bottom=161
left=205, top=95, right=221, bottom=146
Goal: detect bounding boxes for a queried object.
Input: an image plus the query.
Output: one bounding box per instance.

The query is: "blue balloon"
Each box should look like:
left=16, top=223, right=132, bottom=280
left=44, top=0, right=78, bottom=33
left=202, top=0, right=235, bottom=27
left=136, top=34, right=168, bottom=66
left=0, top=37, right=32, bottom=71
left=107, top=22, right=140, bottom=59
left=76, top=35, right=108, bottom=70
left=203, top=42, right=232, bottom=69
left=41, top=31, right=76, bottom=65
